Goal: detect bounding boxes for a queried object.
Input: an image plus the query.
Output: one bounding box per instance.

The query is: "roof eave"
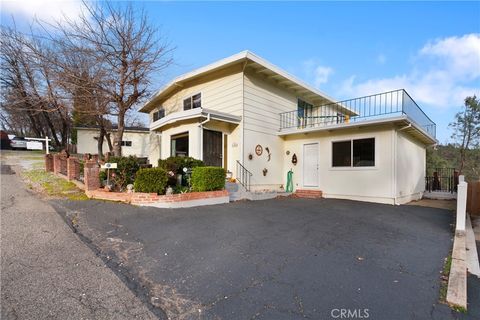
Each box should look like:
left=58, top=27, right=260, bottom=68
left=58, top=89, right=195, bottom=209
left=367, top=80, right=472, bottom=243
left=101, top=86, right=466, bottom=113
left=139, top=50, right=343, bottom=114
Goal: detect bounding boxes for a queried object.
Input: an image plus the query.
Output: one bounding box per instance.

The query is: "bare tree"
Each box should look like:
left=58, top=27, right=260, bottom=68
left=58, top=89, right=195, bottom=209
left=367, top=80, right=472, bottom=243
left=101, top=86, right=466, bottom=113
left=0, top=26, right=71, bottom=146
left=53, top=1, right=173, bottom=156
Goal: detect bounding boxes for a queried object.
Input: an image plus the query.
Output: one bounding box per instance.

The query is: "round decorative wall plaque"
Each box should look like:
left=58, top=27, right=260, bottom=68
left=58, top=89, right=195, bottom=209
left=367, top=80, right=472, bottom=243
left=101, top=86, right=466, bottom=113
left=255, top=145, right=263, bottom=156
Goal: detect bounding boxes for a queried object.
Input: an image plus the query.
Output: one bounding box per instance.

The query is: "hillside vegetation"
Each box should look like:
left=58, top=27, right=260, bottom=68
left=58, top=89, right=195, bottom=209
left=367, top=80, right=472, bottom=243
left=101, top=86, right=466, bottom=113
left=427, top=144, right=480, bottom=181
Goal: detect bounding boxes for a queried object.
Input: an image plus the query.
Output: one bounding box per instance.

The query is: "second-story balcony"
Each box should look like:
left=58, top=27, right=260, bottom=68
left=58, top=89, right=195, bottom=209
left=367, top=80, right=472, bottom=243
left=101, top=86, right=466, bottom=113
left=279, top=89, right=436, bottom=140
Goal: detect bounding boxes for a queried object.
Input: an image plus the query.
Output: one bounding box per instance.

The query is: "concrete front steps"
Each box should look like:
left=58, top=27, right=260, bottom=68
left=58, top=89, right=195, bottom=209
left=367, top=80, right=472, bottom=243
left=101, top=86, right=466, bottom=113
left=226, top=182, right=291, bottom=202
left=226, top=182, right=322, bottom=202
left=294, top=189, right=323, bottom=199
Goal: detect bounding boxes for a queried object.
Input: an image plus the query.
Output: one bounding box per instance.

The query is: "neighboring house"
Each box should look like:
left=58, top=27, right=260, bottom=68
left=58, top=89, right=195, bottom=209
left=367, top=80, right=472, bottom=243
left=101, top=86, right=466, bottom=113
left=139, top=51, right=437, bottom=205
left=75, top=126, right=154, bottom=158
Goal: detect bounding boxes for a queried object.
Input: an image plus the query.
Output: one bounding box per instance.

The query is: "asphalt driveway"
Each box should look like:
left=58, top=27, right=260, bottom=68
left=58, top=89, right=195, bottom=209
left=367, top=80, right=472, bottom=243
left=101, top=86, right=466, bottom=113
left=51, top=197, right=474, bottom=319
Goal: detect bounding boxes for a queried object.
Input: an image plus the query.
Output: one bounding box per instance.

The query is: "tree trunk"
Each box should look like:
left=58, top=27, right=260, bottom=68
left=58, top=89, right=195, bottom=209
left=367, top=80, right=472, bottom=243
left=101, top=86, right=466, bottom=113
left=97, top=127, right=105, bottom=159
left=41, top=110, right=61, bottom=146
left=112, top=112, right=125, bottom=156
left=105, top=132, right=113, bottom=152
left=459, top=148, right=465, bottom=175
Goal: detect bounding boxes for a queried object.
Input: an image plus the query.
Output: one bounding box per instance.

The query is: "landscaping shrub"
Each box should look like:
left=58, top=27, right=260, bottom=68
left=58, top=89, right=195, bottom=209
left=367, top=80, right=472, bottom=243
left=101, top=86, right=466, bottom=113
left=134, top=167, right=168, bottom=194
left=191, top=166, right=226, bottom=192
left=158, top=156, right=204, bottom=186
left=158, top=156, right=204, bottom=174
left=106, top=156, right=140, bottom=190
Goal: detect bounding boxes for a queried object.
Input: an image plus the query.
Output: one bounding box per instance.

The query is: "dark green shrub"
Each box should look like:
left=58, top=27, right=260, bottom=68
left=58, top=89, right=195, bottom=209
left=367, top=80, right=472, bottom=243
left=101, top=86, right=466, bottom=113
left=107, top=156, right=140, bottom=190
left=99, top=170, right=107, bottom=185
left=191, top=167, right=226, bottom=192
left=158, top=156, right=204, bottom=174
left=158, top=156, right=204, bottom=186
left=134, top=167, right=168, bottom=194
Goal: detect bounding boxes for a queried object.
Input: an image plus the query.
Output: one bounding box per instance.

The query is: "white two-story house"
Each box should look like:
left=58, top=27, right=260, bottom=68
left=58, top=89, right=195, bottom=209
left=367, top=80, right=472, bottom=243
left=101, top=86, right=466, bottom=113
left=139, top=51, right=437, bottom=205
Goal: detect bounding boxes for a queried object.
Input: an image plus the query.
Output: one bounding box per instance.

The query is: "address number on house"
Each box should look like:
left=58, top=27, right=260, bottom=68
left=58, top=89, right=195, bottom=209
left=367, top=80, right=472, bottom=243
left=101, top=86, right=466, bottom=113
left=101, top=163, right=117, bottom=169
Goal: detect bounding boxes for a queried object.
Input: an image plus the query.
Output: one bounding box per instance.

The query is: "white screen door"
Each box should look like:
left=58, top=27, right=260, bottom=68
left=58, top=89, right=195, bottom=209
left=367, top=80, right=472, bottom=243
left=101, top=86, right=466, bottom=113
left=303, top=143, right=319, bottom=187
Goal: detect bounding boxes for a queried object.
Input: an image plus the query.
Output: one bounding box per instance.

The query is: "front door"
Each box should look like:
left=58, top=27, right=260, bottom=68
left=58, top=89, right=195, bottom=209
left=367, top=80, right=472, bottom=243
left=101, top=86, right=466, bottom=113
left=203, top=129, right=223, bottom=167
left=303, top=143, right=319, bottom=187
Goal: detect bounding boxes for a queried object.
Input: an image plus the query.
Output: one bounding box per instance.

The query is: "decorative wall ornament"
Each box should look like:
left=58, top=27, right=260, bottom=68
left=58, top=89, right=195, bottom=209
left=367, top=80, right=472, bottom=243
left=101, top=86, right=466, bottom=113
left=248, top=153, right=253, bottom=160
left=263, top=168, right=268, bottom=176
left=292, top=153, right=297, bottom=165
left=265, top=147, right=271, bottom=161
left=286, top=150, right=290, bottom=155
left=255, top=144, right=263, bottom=156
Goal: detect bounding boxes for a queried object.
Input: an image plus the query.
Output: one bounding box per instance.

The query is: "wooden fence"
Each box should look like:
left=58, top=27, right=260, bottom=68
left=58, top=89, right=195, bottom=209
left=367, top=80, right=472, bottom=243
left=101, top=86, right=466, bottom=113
left=467, top=180, right=480, bottom=216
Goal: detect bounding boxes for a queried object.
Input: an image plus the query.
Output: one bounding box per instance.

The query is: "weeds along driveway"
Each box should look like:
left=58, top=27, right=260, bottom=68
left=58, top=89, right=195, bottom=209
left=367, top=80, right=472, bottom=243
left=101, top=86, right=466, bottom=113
left=51, top=198, right=467, bottom=320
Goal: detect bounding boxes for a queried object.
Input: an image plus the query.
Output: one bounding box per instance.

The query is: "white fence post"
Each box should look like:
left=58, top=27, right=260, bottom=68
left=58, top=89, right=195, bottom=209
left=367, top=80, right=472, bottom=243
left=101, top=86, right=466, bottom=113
left=456, top=175, right=467, bottom=232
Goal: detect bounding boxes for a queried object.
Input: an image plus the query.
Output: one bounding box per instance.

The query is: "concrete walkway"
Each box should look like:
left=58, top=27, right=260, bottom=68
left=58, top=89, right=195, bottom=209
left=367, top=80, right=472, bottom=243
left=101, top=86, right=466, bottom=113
left=0, top=163, right=160, bottom=320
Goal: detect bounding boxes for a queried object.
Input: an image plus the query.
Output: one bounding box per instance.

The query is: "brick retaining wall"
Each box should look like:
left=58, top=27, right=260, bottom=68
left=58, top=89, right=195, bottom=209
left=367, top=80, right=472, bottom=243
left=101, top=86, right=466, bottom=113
left=86, top=189, right=229, bottom=208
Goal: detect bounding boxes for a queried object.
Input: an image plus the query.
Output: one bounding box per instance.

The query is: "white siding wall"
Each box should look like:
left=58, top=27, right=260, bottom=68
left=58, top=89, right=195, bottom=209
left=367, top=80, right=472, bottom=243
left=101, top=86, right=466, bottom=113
left=148, top=65, right=244, bottom=174
left=149, top=65, right=244, bottom=121
left=159, top=122, right=202, bottom=160
left=148, top=132, right=161, bottom=166
left=77, top=130, right=150, bottom=158
left=242, top=71, right=299, bottom=190
left=395, top=131, right=426, bottom=204
left=283, top=127, right=396, bottom=204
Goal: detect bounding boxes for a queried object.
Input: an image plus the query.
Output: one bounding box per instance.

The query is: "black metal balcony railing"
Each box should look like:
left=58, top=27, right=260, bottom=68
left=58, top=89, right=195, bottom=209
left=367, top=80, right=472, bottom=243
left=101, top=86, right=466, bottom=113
left=279, top=89, right=436, bottom=139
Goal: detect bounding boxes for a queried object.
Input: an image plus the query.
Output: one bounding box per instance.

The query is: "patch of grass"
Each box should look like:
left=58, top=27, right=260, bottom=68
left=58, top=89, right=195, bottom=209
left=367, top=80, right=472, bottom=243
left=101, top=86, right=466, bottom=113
left=452, top=305, right=467, bottom=313
left=22, top=169, right=88, bottom=201
left=439, top=254, right=452, bottom=303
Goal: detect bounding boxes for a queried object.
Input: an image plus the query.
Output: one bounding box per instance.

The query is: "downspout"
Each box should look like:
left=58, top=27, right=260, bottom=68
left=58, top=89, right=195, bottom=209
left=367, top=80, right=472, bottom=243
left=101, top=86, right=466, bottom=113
left=241, top=60, right=248, bottom=166
left=393, top=129, right=397, bottom=205
left=393, top=122, right=411, bottom=205
left=198, top=113, right=211, bottom=160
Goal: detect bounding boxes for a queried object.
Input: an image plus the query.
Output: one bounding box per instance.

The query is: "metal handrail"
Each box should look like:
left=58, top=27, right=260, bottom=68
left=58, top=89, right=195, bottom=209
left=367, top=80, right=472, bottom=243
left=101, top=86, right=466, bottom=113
left=279, top=89, right=436, bottom=139
left=236, top=160, right=252, bottom=192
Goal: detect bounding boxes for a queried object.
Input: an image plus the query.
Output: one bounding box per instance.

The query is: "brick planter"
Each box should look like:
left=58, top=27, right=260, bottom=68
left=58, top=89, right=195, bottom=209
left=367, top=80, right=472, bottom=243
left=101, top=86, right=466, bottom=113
left=85, top=189, right=230, bottom=208
left=45, top=154, right=54, bottom=172
left=84, top=160, right=100, bottom=191
left=67, top=157, right=80, bottom=181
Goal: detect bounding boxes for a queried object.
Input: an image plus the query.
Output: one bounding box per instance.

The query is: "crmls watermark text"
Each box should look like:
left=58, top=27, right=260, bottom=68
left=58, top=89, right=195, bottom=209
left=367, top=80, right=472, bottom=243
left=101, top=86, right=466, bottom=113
left=331, top=308, right=370, bottom=319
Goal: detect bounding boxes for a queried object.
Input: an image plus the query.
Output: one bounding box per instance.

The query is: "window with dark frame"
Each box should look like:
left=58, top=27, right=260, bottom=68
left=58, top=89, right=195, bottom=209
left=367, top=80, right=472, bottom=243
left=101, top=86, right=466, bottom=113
left=332, top=138, right=375, bottom=167
left=353, top=138, right=375, bottom=167
left=183, top=93, right=201, bottom=110
left=153, top=108, right=165, bottom=122
left=171, top=133, right=189, bottom=157
left=121, top=141, right=132, bottom=147
left=332, top=141, right=351, bottom=167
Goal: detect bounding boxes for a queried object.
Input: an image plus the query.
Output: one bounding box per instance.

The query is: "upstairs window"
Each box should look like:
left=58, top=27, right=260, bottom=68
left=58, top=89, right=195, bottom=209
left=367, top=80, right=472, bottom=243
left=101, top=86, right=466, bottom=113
left=152, top=108, right=165, bottom=122
left=184, top=93, right=201, bottom=110
left=332, top=138, right=375, bottom=167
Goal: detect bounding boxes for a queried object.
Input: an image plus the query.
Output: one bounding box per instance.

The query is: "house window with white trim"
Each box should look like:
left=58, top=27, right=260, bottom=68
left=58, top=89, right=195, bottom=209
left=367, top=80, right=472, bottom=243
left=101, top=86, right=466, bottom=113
left=332, top=138, right=375, bottom=167
left=153, top=108, right=165, bottom=122
left=183, top=93, right=201, bottom=110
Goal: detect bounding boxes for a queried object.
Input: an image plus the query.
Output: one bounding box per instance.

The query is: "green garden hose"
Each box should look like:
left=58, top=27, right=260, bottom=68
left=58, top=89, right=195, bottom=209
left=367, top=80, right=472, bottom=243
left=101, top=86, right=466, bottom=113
left=286, top=170, right=293, bottom=193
